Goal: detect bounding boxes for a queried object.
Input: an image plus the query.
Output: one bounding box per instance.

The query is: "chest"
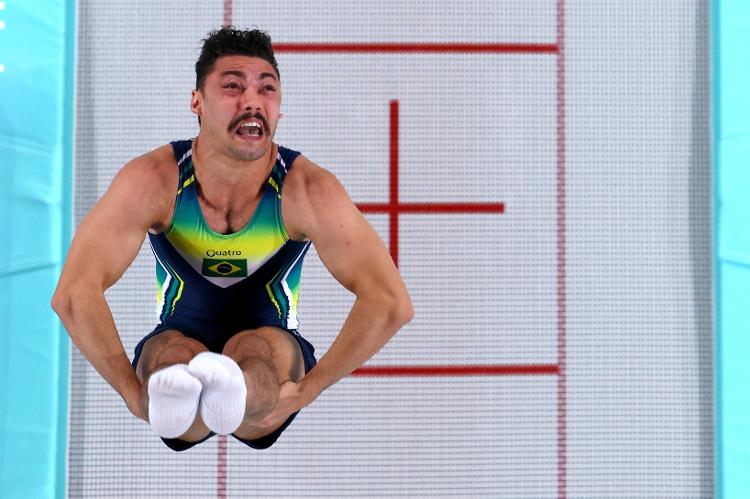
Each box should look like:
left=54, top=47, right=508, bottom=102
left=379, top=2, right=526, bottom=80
left=197, top=195, right=262, bottom=235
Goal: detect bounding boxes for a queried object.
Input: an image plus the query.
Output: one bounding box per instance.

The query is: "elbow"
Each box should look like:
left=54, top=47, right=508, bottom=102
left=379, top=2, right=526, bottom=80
left=51, top=283, right=90, bottom=320
left=390, top=295, right=414, bottom=327
left=51, top=289, right=69, bottom=316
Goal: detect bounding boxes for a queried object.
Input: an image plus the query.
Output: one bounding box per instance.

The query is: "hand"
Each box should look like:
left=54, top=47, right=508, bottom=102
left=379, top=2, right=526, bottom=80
left=257, top=381, right=310, bottom=429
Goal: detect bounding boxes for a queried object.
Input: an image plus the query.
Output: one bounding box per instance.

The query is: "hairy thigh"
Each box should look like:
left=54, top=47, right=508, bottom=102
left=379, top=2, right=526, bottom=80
left=135, top=330, right=208, bottom=382
left=222, top=327, right=305, bottom=384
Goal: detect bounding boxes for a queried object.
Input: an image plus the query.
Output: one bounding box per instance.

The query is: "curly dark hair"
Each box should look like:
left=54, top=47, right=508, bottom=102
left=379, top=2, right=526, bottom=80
left=195, top=27, right=280, bottom=91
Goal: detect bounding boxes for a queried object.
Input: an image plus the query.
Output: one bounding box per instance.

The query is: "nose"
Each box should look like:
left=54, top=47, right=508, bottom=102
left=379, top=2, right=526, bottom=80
left=242, top=103, right=265, bottom=123
left=241, top=91, right=262, bottom=114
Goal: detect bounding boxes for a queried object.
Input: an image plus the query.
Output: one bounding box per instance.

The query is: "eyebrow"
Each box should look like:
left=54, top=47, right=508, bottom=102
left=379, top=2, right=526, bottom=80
left=218, top=70, right=278, bottom=82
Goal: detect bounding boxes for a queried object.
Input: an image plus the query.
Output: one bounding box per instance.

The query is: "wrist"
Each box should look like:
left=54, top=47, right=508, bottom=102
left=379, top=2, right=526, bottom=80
left=119, top=373, right=142, bottom=402
left=297, top=376, right=323, bottom=405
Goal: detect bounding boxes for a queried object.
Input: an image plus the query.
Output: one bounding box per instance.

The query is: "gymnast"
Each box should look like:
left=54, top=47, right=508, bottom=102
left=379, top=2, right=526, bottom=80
left=51, top=27, right=413, bottom=451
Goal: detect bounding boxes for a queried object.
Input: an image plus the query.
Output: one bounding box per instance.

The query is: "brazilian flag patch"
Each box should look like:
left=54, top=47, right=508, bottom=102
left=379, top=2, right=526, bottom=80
left=202, top=258, right=248, bottom=277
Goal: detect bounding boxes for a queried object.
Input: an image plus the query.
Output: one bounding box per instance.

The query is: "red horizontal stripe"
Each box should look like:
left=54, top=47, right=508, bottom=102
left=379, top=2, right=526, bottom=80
left=357, top=202, right=505, bottom=214
left=273, top=43, right=558, bottom=54
left=351, top=364, right=559, bottom=377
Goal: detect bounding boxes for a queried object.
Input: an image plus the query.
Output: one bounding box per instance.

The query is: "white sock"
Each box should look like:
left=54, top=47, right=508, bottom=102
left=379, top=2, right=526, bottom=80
left=187, top=352, right=247, bottom=435
left=147, top=364, right=203, bottom=439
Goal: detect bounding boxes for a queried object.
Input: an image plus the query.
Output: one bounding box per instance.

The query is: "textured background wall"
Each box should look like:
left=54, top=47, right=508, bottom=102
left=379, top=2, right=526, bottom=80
left=70, top=1, right=712, bottom=497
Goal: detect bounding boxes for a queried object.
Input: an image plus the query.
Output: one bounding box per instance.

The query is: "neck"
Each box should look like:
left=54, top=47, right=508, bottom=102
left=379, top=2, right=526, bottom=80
left=191, top=133, right=276, bottom=211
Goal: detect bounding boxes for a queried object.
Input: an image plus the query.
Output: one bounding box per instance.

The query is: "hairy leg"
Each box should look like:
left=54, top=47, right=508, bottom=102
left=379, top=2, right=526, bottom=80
left=221, top=327, right=305, bottom=440
left=135, top=330, right=211, bottom=441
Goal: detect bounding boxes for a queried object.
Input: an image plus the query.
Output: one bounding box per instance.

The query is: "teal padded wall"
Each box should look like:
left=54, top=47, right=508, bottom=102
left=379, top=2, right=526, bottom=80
left=0, top=0, right=74, bottom=497
left=715, top=0, right=750, bottom=497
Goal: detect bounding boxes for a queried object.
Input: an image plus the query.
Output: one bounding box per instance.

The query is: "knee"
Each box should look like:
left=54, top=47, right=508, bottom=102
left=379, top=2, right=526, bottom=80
left=153, top=337, right=207, bottom=368
left=222, top=331, right=272, bottom=362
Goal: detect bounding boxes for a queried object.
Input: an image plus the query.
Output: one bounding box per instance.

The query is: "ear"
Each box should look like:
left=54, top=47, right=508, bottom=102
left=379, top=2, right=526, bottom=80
left=190, top=89, right=202, bottom=117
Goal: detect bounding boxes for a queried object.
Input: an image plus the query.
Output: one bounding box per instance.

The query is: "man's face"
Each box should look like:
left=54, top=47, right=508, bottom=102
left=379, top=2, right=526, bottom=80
left=192, top=55, right=281, bottom=162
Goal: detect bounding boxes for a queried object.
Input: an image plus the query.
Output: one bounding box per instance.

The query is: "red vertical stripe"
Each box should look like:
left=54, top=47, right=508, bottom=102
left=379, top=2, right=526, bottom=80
left=390, top=100, right=399, bottom=267
left=219, top=9, right=233, bottom=499
left=557, top=0, right=567, bottom=497
left=223, top=0, right=232, bottom=26
left=219, top=9, right=233, bottom=498
left=216, top=434, right=227, bottom=497
left=216, top=8, right=232, bottom=499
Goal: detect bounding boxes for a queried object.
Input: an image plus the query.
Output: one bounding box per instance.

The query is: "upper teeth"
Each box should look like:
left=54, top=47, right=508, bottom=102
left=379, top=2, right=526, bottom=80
left=240, top=121, right=261, bottom=129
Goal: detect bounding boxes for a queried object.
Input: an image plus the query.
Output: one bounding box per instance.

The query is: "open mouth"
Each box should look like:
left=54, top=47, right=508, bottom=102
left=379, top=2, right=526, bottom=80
left=235, top=119, right=264, bottom=138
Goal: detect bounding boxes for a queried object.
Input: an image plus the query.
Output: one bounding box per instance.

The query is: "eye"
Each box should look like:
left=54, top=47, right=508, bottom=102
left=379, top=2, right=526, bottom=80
left=264, top=85, right=276, bottom=92
left=224, top=82, right=242, bottom=90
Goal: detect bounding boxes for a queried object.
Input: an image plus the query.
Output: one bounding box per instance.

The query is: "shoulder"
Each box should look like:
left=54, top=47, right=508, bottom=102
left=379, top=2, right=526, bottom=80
left=284, top=154, right=346, bottom=200
left=282, top=154, right=354, bottom=240
left=118, top=144, right=176, bottom=187
left=109, top=144, right=178, bottom=231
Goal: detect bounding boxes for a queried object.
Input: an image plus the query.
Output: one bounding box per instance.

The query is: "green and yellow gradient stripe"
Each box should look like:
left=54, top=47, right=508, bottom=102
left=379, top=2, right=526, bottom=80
left=265, top=256, right=297, bottom=322
left=268, top=176, right=280, bottom=197
left=265, top=267, right=286, bottom=320
left=154, top=251, right=185, bottom=320
left=176, top=174, right=195, bottom=195
left=264, top=244, right=309, bottom=326
left=281, top=250, right=306, bottom=326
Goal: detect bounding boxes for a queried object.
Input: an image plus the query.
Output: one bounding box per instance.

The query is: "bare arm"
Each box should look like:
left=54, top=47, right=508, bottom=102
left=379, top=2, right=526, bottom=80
left=51, top=150, right=173, bottom=420
left=285, top=157, right=414, bottom=403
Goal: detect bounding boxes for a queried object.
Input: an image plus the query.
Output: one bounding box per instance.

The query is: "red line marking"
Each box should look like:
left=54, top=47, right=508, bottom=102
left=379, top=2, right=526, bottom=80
left=352, top=364, right=559, bottom=377
left=219, top=7, right=232, bottom=497
left=557, top=0, right=567, bottom=497
left=358, top=202, right=505, bottom=214
left=390, top=100, right=399, bottom=266
left=222, top=0, right=232, bottom=26
left=219, top=6, right=234, bottom=499
left=355, top=100, right=505, bottom=266
left=216, top=434, right=227, bottom=498
left=273, top=43, right=558, bottom=54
